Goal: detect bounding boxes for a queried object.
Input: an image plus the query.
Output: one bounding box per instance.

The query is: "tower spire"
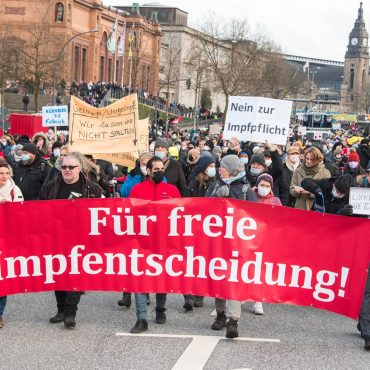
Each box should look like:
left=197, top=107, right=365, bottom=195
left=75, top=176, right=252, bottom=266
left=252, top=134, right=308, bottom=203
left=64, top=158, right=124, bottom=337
left=358, top=2, right=363, bottom=20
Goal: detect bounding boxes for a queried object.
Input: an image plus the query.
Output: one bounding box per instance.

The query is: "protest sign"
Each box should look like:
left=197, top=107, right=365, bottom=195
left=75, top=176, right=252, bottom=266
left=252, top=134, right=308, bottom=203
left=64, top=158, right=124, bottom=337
left=297, top=126, right=307, bottom=136
left=0, top=198, right=369, bottom=319
left=349, top=187, right=370, bottom=216
left=42, top=105, right=68, bottom=127
left=69, top=94, right=139, bottom=154
left=332, top=123, right=341, bottom=130
left=209, top=124, right=221, bottom=135
left=223, top=96, right=293, bottom=145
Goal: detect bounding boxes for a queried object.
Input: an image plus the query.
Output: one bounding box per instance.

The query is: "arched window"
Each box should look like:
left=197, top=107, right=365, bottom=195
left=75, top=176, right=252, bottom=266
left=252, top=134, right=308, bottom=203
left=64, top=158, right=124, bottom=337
left=55, top=3, right=64, bottom=22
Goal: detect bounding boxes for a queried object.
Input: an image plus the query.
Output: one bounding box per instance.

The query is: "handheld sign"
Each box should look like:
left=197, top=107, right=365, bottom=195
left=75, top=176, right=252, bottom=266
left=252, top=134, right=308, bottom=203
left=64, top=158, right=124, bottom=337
left=42, top=105, right=68, bottom=127
left=349, top=187, right=370, bottom=216
left=223, top=96, right=292, bottom=145
left=209, top=124, right=221, bottom=135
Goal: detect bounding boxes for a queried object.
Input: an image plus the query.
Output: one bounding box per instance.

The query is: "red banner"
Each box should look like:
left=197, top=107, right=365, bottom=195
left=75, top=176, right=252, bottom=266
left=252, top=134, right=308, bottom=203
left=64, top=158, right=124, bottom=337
left=0, top=198, right=369, bottom=319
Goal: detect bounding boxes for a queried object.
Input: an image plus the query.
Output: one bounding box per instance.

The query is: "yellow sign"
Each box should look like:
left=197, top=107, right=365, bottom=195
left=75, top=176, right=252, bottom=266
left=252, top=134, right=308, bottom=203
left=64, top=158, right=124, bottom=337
left=333, top=114, right=357, bottom=123
left=69, top=94, right=139, bottom=154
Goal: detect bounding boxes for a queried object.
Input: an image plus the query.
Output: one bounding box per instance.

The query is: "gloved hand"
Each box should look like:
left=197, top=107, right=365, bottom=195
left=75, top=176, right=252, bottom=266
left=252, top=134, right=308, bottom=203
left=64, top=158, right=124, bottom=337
left=338, top=204, right=353, bottom=216
left=301, top=179, right=322, bottom=196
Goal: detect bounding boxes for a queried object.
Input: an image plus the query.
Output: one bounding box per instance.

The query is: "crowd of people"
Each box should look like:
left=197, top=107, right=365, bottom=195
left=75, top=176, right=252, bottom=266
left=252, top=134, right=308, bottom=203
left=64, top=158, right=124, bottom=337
left=0, top=120, right=369, bottom=348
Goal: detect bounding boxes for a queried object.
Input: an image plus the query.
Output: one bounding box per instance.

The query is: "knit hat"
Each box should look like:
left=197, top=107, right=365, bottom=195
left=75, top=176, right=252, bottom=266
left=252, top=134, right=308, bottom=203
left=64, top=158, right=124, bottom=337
left=204, top=140, right=214, bottom=151
left=287, top=145, right=300, bottom=155
left=256, top=173, right=274, bottom=187
left=250, top=154, right=266, bottom=167
left=52, top=141, right=63, bottom=151
left=347, top=150, right=360, bottom=163
left=154, top=138, right=169, bottom=150
left=196, top=155, right=215, bottom=174
left=22, top=143, right=38, bottom=155
left=213, top=145, right=222, bottom=156
left=220, top=155, right=244, bottom=175
left=334, top=174, right=352, bottom=194
left=187, top=148, right=200, bottom=164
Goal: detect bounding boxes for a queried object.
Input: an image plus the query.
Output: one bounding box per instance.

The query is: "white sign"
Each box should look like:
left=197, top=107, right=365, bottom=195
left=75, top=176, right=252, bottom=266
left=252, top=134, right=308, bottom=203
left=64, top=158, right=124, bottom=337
left=297, top=126, right=307, bottom=136
left=332, top=123, right=341, bottom=130
left=209, top=124, right=221, bottom=135
left=223, top=96, right=293, bottom=145
left=42, top=105, right=68, bottom=127
left=349, top=187, right=370, bottom=216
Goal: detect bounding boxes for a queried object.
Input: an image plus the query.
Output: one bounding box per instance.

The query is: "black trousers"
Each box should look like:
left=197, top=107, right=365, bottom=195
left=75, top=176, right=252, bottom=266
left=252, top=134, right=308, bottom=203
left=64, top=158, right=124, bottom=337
left=359, top=267, right=370, bottom=339
left=55, top=291, right=82, bottom=318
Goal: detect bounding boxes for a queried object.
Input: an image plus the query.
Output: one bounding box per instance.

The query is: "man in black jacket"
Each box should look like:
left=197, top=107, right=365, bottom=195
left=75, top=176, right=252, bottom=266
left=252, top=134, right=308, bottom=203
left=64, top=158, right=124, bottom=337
left=13, top=143, right=50, bottom=200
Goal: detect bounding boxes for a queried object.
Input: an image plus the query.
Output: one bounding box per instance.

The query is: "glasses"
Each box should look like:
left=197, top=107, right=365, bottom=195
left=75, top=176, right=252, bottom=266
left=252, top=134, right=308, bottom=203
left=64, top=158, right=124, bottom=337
left=61, top=165, right=78, bottom=170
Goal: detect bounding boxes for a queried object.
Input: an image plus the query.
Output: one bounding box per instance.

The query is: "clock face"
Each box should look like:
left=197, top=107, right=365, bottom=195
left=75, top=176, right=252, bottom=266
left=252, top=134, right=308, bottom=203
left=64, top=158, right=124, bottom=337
left=363, top=38, right=368, bottom=46
left=351, top=37, right=358, bottom=46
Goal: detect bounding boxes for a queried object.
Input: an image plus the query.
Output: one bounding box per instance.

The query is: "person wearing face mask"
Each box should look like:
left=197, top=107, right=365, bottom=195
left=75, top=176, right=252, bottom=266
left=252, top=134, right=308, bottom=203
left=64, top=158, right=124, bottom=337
left=154, top=138, right=187, bottom=195
left=239, top=151, right=249, bottom=168
left=356, top=165, right=370, bottom=188
left=290, top=147, right=331, bottom=211
left=129, top=156, right=181, bottom=334
left=13, top=143, right=51, bottom=200
left=31, top=132, right=49, bottom=156
left=6, top=144, right=23, bottom=169
left=282, top=146, right=301, bottom=207
left=182, top=155, right=217, bottom=311
left=206, top=155, right=257, bottom=339
left=342, top=149, right=365, bottom=180
left=357, top=138, right=370, bottom=169
left=0, top=136, right=12, bottom=157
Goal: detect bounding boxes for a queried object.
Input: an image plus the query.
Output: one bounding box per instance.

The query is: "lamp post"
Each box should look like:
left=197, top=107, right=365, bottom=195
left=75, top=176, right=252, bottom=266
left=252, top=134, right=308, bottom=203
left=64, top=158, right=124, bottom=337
left=52, top=28, right=99, bottom=106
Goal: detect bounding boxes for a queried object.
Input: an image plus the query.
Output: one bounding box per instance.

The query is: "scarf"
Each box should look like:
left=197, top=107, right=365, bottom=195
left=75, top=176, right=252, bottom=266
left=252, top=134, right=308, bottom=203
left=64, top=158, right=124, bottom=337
left=0, top=178, right=16, bottom=200
left=301, top=162, right=325, bottom=177
left=285, top=158, right=300, bottom=172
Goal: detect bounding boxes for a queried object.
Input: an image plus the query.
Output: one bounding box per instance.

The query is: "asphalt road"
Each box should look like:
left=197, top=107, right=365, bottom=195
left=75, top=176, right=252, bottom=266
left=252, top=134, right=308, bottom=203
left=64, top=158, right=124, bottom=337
left=0, top=292, right=368, bottom=369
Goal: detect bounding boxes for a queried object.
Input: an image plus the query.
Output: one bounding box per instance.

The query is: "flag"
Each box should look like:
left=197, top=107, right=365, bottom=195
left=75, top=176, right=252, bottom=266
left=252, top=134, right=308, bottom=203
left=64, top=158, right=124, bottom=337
left=303, top=61, right=309, bottom=73
left=171, top=115, right=183, bottom=124
left=107, top=18, right=118, bottom=54
left=117, top=20, right=126, bottom=56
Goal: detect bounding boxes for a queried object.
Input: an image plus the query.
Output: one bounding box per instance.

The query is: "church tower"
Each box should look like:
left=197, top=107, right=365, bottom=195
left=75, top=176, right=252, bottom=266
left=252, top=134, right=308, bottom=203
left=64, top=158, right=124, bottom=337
left=340, top=3, right=369, bottom=114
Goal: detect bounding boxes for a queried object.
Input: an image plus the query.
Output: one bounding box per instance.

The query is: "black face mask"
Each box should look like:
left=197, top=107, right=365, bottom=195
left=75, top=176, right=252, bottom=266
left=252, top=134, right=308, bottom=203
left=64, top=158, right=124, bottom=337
left=152, top=172, right=164, bottom=184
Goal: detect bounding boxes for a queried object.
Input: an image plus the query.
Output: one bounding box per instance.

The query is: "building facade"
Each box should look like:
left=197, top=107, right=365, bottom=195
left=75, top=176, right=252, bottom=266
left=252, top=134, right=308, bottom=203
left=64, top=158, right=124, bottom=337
left=0, top=0, right=162, bottom=94
left=340, top=3, right=370, bottom=114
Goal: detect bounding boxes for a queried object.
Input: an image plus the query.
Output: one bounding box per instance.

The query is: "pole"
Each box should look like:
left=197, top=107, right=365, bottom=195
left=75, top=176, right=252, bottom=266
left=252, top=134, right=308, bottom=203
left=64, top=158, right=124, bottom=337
left=52, top=28, right=98, bottom=106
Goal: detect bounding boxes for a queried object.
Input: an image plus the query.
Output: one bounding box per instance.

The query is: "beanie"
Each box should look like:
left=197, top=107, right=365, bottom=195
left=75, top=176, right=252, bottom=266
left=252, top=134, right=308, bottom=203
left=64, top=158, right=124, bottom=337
left=154, top=138, right=169, bottom=150
left=220, top=155, right=244, bottom=175
left=334, top=174, right=352, bottom=194
left=196, top=155, right=215, bottom=174
left=250, top=154, right=266, bottom=167
left=22, top=143, right=38, bottom=155
left=52, top=141, right=63, bottom=151
left=256, top=173, right=274, bottom=187
left=347, top=150, right=360, bottom=163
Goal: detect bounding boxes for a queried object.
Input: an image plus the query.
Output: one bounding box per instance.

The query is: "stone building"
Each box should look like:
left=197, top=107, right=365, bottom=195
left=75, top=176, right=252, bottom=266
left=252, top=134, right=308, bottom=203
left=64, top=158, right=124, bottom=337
left=0, top=0, right=162, bottom=94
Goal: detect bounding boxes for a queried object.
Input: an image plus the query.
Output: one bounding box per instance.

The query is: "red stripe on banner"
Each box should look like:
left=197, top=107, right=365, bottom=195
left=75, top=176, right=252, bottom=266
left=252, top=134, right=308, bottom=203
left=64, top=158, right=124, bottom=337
left=0, top=198, right=369, bottom=319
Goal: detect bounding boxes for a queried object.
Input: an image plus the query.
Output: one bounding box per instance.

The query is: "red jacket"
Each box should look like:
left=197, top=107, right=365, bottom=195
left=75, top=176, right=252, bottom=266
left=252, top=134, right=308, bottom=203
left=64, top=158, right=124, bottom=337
left=254, top=189, right=282, bottom=206
left=130, top=179, right=181, bottom=201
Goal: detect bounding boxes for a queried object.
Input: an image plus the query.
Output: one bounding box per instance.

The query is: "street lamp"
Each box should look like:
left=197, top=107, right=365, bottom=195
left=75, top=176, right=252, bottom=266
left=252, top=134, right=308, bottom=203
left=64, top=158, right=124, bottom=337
left=52, top=28, right=99, bottom=105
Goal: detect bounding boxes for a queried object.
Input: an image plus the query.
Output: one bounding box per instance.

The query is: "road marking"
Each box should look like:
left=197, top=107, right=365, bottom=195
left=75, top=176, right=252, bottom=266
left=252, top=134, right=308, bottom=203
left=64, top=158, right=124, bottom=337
left=116, top=333, right=280, bottom=370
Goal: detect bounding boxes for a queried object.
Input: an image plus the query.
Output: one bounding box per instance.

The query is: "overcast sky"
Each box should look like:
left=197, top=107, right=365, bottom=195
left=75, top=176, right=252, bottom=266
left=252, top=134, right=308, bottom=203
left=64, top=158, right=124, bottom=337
left=104, top=0, right=369, bottom=61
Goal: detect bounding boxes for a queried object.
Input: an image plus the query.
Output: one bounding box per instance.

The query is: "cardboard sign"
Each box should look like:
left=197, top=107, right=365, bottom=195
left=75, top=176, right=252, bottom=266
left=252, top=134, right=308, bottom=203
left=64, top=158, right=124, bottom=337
left=349, top=187, right=370, bottom=216
left=209, top=124, right=221, bottom=135
left=42, top=105, right=68, bottom=127
left=223, top=96, right=292, bottom=145
left=69, top=94, right=139, bottom=154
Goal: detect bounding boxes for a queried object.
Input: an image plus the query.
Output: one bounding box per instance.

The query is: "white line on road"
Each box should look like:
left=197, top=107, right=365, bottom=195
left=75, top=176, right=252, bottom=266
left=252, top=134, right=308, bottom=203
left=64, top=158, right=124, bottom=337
left=116, top=333, right=280, bottom=370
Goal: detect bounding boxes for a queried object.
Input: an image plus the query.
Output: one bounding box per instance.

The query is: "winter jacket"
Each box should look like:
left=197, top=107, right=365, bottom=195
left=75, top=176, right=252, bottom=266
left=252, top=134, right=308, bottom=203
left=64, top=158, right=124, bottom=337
left=130, top=179, right=181, bottom=201
left=0, top=177, right=24, bottom=202
left=13, top=154, right=51, bottom=200
left=282, top=160, right=300, bottom=207
left=254, top=188, right=282, bottom=206
left=163, top=157, right=187, bottom=195
left=39, top=172, right=102, bottom=200
left=357, top=146, right=370, bottom=169
left=290, top=163, right=331, bottom=210
left=120, top=173, right=144, bottom=197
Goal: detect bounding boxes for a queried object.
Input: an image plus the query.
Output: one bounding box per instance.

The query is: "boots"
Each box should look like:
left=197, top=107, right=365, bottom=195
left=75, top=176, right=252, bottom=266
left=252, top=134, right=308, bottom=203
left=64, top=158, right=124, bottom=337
left=226, top=318, right=239, bottom=339
left=0, top=316, right=4, bottom=328
left=155, top=307, right=166, bottom=324
left=194, top=296, right=204, bottom=307
left=183, top=296, right=194, bottom=311
left=64, top=315, right=76, bottom=328
left=49, top=311, right=64, bottom=323
left=212, top=311, right=226, bottom=330
left=130, top=319, right=148, bottom=334
left=117, top=293, right=132, bottom=308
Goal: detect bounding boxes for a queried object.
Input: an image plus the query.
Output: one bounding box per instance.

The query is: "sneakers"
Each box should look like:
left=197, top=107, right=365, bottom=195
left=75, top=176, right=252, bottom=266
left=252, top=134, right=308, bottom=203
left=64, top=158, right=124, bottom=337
left=212, top=311, right=227, bottom=330
left=254, top=302, right=264, bottom=315
left=130, top=319, right=148, bottom=334
left=0, top=316, right=4, bottom=328
left=226, top=318, right=239, bottom=339
left=117, top=293, right=131, bottom=308
left=155, top=307, right=166, bottom=324
left=64, top=315, right=76, bottom=328
left=183, top=297, right=194, bottom=311
left=49, top=312, right=65, bottom=323
left=365, top=338, right=370, bottom=350
left=194, top=296, right=204, bottom=308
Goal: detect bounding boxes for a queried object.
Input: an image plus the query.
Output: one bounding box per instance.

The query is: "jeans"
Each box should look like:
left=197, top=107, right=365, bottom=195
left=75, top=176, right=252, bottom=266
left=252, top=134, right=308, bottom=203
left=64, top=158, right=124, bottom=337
left=54, top=291, right=82, bottom=318
left=215, top=298, right=241, bottom=320
left=135, top=293, right=166, bottom=320
left=359, top=267, right=370, bottom=339
left=0, top=296, right=7, bottom=317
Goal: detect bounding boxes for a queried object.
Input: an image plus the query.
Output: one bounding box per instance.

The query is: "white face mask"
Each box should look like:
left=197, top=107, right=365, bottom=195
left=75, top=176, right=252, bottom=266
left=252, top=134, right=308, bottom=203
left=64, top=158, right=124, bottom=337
left=348, top=161, right=358, bottom=169
left=265, top=159, right=272, bottom=167
left=332, top=186, right=345, bottom=199
left=155, top=151, right=166, bottom=160
left=289, top=154, right=300, bottom=164
left=140, top=166, right=147, bottom=176
left=53, top=148, right=60, bottom=157
left=206, top=167, right=216, bottom=178
left=250, top=167, right=263, bottom=176
left=258, top=186, right=270, bottom=197
left=240, top=157, right=249, bottom=165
